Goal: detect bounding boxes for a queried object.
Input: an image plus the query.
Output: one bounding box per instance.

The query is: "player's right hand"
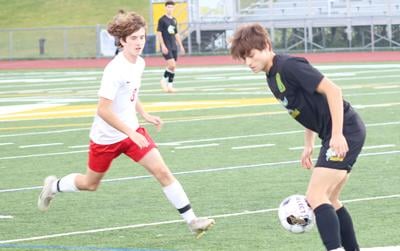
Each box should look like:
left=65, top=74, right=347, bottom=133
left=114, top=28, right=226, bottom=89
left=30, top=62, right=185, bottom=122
left=129, top=131, right=149, bottom=149
left=301, top=146, right=313, bottom=169
left=161, top=46, right=168, bottom=55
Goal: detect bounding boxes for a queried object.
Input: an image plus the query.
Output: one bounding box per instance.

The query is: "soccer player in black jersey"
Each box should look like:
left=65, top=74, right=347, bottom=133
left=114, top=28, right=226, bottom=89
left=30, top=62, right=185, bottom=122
left=230, top=23, right=366, bottom=251
left=156, top=0, right=185, bottom=93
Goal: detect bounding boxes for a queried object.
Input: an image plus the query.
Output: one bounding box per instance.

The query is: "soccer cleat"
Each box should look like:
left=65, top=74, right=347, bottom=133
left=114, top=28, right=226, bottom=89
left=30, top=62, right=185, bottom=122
left=37, top=176, right=58, bottom=212
left=188, top=217, right=215, bottom=239
left=160, top=78, right=169, bottom=92
left=167, top=86, right=177, bottom=93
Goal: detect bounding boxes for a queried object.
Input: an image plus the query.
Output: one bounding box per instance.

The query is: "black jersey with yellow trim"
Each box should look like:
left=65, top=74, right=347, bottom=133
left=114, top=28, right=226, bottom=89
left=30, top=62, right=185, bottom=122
left=157, top=15, right=178, bottom=51
left=266, top=54, right=353, bottom=139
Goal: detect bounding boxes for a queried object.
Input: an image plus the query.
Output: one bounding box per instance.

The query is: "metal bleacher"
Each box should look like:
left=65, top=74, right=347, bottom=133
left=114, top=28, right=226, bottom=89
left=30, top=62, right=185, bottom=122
left=185, top=0, right=400, bottom=53
left=239, top=0, right=400, bottom=22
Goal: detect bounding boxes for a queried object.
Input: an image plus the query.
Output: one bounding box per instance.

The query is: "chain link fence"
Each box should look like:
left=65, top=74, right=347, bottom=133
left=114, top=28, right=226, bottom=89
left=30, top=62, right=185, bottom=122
left=1, top=19, right=399, bottom=60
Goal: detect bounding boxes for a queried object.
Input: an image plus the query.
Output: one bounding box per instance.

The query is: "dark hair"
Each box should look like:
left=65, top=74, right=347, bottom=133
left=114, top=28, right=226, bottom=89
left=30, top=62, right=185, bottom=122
left=107, top=10, right=146, bottom=48
left=230, top=23, right=273, bottom=60
left=165, top=1, right=175, bottom=6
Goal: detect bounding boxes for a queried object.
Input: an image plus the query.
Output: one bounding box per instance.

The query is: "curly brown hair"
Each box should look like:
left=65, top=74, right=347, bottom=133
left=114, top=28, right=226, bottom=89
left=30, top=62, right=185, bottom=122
left=230, top=23, right=273, bottom=60
left=107, top=10, right=146, bottom=48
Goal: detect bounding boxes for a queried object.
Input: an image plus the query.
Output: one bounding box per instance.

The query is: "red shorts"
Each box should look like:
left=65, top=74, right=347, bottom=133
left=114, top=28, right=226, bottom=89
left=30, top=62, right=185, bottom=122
left=88, top=127, right=157, bottom=173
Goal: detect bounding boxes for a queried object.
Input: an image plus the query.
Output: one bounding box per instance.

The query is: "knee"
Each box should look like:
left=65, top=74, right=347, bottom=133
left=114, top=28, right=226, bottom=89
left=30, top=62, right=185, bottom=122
left=306, top=194, right=318, bottom=209
left=306, top=193, right=327, bottom=210
left=154, top=168, right=174, bottom=186
left=168, top=65, right=176, bottom=72
left=330, top=198, right=343, bottom=210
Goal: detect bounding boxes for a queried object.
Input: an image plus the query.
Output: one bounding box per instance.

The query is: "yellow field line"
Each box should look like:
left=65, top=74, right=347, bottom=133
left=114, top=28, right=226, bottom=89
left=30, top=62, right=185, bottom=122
left=0, top=98, right=278, bottom=122
left=1, top=111, right=285, bottom=131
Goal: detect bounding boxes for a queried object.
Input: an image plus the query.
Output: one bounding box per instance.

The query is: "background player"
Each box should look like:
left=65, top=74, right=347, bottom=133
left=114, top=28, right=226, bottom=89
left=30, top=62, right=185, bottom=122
left=156, top=0, right=185, bottom=93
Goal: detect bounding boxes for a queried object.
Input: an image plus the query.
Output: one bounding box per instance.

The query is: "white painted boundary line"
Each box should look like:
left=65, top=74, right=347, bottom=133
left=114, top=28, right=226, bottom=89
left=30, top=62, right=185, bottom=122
left=0, top=215, right=13, bottom=219
left=362, top=247, right=400, bottom=251
left=174, top=143, right=219, bottom=149
left=0, top=150, right=87, bottom=160
left=1, top=150, right=399, bottom=194
left=0, top=194, right=398, bottom=244
left=363, top=144, right=396, bottom=150
left=19, top=143, right=64, bottom=149
left=0, top=143, right=14, bottom=146
left=232, top=144, right=275, bottom=150
left=289, top=144, right=395, bottom=151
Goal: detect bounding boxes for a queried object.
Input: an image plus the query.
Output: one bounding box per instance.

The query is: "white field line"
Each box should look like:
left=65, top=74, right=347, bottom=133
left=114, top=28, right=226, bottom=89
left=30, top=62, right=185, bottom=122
left=289, top=145, right=322, bottom=150
left=289, top=144, right=395, bottom=151
left=0, top=120, right=398, bottom=160
left=19, top=143, right=64, bottom=149
left=1, top=150, right=399, bottom=194
left=0, top=143, right=14, bottom=146
left=68, top=145, right=88, bottom=149
left=361, top=247, right=400, bottom=251
left=363, top=144, right=396, bottom=150
left=174, top=143, right=219, bottom=149
left=0, top=194, right=398, bottom=244
left=232, top=143, right=275, bottom=150
left=0, top=215, right=13, bottom=219
left=354, top=102, right=400, bottom=109
left=0, top=150, right=87, bottom=160
left=1, top=119, right=398, bottom=140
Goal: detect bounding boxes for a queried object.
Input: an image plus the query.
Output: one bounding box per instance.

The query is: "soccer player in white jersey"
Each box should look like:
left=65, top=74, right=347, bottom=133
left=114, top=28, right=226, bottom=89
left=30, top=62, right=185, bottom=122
left=38, top=10, right=214, bottom=238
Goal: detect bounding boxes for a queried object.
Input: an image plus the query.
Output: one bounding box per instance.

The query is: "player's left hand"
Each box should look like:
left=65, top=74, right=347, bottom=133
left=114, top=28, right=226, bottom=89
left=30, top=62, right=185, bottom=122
left=329, top=133, right=348, bottom=158
left=180, top=45, right=185, bottom=55
left=144, top=114, right=163, bottom=132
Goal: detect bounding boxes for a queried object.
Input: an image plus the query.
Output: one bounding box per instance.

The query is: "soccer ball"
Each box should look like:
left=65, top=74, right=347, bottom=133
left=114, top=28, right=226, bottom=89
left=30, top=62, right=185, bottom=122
left=278, top=194, right=315, bottom=233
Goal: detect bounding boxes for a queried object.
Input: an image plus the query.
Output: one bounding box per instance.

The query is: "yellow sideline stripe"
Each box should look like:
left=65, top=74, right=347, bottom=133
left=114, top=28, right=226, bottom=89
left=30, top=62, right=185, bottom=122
left=1, top=98, right=278, bottom=121
left=0, top=111, right=286, bottom=131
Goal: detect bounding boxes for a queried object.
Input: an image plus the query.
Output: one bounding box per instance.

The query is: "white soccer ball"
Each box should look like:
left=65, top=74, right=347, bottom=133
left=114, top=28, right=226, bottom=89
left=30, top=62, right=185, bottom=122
left=278, top=194, right=315, bottom=233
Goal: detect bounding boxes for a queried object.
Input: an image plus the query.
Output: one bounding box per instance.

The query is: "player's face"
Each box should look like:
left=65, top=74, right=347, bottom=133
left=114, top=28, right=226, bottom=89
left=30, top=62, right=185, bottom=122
left=121, top=27, right=146, bottom=58
left=245, top=49, right=271, bottom=73
left=166, top=5, right=174, bottom=15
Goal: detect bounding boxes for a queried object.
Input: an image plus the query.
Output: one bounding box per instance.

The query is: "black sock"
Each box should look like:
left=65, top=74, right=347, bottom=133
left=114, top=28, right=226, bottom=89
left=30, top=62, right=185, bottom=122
left=337, top=206, right=359, bottom=251
left=163, top=70, right=170, bottom=79
left=168, top=72, right=175, bottom=83
left=314, top=203, right=342, bottom=250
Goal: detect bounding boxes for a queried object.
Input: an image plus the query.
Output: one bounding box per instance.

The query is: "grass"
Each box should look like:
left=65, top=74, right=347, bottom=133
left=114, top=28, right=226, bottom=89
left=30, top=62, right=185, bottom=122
left=0, top=62, right=399, bottom=250
left=0, top=0, right=149, bottom=29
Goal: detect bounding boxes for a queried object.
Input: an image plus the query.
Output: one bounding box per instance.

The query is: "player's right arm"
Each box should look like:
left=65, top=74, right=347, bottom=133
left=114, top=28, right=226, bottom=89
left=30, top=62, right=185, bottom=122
left=156, top=18, right=168, bottom=55
left=156, top=31, right=168, bottom=54
left=97, top=97, right=149, bottom=148
left=301, top=128, right=316, bottom=169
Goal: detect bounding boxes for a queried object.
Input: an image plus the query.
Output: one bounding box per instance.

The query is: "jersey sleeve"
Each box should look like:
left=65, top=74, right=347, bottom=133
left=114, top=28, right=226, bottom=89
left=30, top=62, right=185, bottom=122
left=98, top=65, right=120, bottom=100
left=157, top=17, right=163, bottom=32
left=282, top=57, right=324, bottom=94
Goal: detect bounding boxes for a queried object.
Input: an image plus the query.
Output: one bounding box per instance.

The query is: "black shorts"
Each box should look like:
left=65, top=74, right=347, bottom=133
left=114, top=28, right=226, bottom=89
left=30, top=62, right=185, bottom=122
left=162, top=49, right=178, bottom=61
left=316, top=112, right=366, bottom=172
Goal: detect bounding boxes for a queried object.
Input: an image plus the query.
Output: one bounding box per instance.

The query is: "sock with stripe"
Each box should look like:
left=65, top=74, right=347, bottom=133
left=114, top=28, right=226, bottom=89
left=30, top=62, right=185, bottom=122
left=51, top=173, right=79, bottom=193
left=162, top=181, right=196, bottom=223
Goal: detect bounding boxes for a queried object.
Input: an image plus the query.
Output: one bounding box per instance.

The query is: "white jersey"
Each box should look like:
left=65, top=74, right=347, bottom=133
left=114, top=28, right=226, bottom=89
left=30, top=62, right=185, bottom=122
left=89, top=53, right=145, bottom=144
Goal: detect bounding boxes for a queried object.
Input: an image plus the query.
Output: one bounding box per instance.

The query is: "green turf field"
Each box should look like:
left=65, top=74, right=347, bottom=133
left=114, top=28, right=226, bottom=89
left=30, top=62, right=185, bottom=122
left=0, top=62, right=399, bottom=251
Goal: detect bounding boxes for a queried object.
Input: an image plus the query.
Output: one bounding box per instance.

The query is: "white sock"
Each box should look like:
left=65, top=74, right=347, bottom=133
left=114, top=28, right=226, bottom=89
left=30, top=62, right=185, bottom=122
left=162, top=181, right=196, bottom=223
left=51, top=173, right=79, bottom=193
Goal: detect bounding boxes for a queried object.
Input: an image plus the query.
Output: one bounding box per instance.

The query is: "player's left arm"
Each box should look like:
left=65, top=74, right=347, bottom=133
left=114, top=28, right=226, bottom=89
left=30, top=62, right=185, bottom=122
left=175, top=33, right=185, bottom=55
left=136, top=99, right=163, bottom=131
left=316, top=77, right=348, bottom=158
